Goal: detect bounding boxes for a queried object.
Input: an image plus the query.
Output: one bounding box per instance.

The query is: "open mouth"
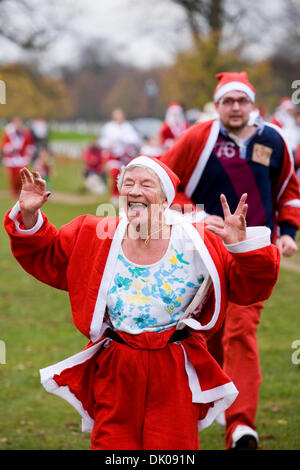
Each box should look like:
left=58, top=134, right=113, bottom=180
left=128, top=202, right=148, bottom=209
left=127, top=202, right=148, bottom=217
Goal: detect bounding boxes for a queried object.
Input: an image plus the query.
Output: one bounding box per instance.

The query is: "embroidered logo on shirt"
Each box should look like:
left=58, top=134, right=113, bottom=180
left=251, top=143, right=272, bottom=167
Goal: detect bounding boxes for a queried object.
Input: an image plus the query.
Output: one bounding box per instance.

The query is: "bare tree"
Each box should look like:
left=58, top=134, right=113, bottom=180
left=171, top=0, right=224, bottom=50
left=0, top=0, right=75, bottom=51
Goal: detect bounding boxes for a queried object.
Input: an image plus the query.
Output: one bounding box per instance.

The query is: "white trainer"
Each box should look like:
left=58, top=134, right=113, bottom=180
left=231, top=425, right=259, bottom=449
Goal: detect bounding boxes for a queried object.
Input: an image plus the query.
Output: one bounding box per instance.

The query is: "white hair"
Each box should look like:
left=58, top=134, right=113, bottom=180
left=117, top=164, right=166, bottom=199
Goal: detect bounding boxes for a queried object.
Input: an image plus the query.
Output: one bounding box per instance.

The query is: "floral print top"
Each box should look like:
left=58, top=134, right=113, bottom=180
left=107, top=230, right=207, bottom=334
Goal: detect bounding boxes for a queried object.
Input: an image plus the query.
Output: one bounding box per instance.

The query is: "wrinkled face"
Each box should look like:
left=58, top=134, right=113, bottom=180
left=215, top=91, right=254, bottom=131
left=120, top=167, right=167, bottom=227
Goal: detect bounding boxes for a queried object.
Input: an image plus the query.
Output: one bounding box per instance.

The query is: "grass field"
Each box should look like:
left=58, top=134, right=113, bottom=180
left=0, top=158, right=300, bottom=450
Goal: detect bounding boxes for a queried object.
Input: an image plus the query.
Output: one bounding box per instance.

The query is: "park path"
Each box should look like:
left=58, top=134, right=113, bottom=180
left=48, top=191, right=101, bottom=205
left=0, top=190, right=101, bottom=205
left=280, top=258, right=300, bottom=274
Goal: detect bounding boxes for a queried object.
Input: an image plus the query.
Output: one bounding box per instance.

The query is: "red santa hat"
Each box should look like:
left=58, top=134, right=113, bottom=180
left=165, top=102, right=185, bottom=120
left=214, top=72, right=256, bottom=103
left=124, top=155, right=180, bottom=207
left=167, top=102, right=183, bottom=110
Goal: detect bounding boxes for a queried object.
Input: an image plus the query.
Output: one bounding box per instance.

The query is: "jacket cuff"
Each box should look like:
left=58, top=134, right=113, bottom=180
left=224, top=226, right=271, bottom=253
left=279, top=222, right=297, bottom=239
left=9, top=201, right=44, bottom=235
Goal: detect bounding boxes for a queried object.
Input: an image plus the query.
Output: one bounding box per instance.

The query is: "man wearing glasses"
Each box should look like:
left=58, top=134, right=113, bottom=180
left=160, top=71, right=300, bottom=449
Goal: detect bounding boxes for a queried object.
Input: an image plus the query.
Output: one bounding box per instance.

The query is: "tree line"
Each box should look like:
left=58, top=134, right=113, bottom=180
left=0, top=0, right=299, bottom=121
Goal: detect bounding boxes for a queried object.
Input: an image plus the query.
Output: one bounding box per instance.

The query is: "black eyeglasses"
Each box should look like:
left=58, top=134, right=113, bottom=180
left=219, top=97, right=251, bottom=107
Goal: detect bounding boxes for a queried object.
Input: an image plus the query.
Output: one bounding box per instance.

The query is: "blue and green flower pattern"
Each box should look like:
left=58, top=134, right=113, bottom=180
left=107, top=244, right=204, bottom=333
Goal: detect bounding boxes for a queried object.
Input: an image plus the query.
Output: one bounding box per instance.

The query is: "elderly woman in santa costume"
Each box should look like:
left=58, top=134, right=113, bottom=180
left=4, top=156, right=279, bottom=450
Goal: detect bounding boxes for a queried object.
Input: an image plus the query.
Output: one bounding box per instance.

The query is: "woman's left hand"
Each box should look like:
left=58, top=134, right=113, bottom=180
left=205, top=193, right=248, bottom=245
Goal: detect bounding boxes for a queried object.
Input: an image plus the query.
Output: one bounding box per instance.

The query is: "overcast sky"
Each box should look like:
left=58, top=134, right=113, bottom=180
left=0, top=0, right=288, bottom=71
left=0, top=0, right=187, bottom=70
left=52, top=0, right=188, bottom=68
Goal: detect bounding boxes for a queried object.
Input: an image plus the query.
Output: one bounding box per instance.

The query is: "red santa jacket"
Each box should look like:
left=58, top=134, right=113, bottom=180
left=160, top=119, right=300, bottom=240
left=159, top=120, right=189, bottom=151
left=1, top=123, right=35, bottom=168
left=4, top=205, right=280, bottom=432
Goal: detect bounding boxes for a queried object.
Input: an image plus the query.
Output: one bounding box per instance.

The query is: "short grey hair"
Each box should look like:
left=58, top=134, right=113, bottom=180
left=117, top=164, right=166, bottom=199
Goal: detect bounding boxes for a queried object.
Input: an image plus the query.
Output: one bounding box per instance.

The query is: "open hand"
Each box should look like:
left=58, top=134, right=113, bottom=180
left=19, top=167, right=51, bottom=229
left=206, top=193, right=248, bottom=244
left=19, top=167, right=50, bottom=215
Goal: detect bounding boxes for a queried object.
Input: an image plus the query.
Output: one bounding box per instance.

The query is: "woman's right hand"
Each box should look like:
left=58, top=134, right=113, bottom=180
left=19, top=167, right=51, bottom=228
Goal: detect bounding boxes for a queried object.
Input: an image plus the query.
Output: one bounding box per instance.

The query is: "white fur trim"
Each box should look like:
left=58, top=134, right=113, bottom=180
left=214, top=82, right=255, bottom=102
left=40, top=338, right=110, bottom=432
left=43, top=380, right=95, bottom=432
left=224, top=226, right=271, bottom=253
left=215, top=411, right=226, bottom=426
left=283, top=199, right=300, bottom=208
left=89, top=217, right=128, bottom=342
left=177, top=221, right=222, bottom=331
left=9, top=201, right=44, bottom=235
left=183, top=210, right=209, bottom=223
left=126, top=155, right=175, bottom=207
left=180, top=344, right=238, bottom=431
left=231, top=425, right=259, bottom=448
left=185, top=119, right=220, bottom=198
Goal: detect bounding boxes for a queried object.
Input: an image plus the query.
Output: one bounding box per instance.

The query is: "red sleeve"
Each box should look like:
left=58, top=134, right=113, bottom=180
left=4, top=210, right=88, bottom=291
left=1, top=131, right=10, bottom=154
left=159, top=122, right=173, bottom=142
left=225, top=244, right=280, bottom=305
left=196, top=229, right=280, bottom=340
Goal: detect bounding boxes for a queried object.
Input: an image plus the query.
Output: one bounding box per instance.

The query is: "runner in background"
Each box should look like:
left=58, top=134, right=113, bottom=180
left=160, top=71, right=300, bottom=450
left=33, top=147, right=55, bottom=191
left=99, top=108, right=141, bottom=205
left=159, top=102, right=189, bottom=152
left=82, top=140, right=107, bottom=195
left=270, top=98, right=300, bottom=157
left=1, top=117, right=35, bottom=197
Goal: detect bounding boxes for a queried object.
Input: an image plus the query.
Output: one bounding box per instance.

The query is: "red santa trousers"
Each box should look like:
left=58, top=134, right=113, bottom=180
left=90, top=328, right=202, bottom=450
left=207, top=301, right=263, bottom=448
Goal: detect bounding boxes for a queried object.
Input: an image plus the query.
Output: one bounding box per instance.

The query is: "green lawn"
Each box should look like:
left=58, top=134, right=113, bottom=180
left=0, top=159, right=300, bottom=450
left=49, top=130, right=98, bottom=142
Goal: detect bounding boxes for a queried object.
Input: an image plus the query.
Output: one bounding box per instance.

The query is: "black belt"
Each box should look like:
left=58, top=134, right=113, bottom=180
left=105, top=328, right=190, bottom=345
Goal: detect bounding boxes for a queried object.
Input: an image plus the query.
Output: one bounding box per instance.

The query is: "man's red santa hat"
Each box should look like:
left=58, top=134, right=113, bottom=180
left=123, top=155, right=180, bottom=207
left=214, top=71, right=256, bottom=103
